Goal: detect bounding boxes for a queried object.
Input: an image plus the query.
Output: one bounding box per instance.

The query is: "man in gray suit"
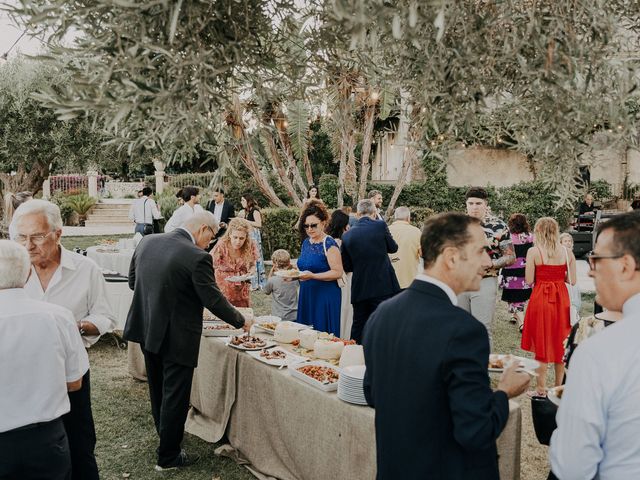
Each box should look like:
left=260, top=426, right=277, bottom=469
left=124, top=212, right=250, bottom=471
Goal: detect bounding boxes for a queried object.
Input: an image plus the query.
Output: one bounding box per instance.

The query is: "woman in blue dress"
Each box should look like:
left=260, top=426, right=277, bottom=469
left=296, top=200, right=344, bottom=336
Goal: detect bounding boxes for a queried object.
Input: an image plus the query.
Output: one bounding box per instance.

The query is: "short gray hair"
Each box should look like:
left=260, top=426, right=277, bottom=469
left=0, top=240, right=31, bottom=289
left=394, top=206, right=411, bottom=221
left=357, top=199, right=376, bottom=216
left=11, top=199, right=63, bottom=235
left=182, top=211, right=219, bottom=234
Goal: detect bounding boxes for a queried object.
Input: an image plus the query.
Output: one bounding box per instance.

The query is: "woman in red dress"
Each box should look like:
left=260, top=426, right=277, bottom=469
left=521, top=217, right=576, bottom=395
left=211, top=218, right=258, bottom=307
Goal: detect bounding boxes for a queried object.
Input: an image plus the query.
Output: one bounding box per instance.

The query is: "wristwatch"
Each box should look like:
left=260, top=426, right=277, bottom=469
left=79, top=322, right=86, bottom=335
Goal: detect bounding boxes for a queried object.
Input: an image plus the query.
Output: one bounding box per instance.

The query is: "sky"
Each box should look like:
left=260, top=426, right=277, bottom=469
left=0, top=9, right=47, bottom=59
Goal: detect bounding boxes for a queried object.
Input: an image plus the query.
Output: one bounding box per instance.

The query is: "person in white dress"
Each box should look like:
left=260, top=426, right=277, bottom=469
left=164, top=186, right=204, bottom=233
left=326, top=209, right=353, bottom=339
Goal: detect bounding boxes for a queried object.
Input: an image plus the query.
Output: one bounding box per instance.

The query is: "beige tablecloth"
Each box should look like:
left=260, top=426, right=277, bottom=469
left=128, top=338, right=522, bottom=480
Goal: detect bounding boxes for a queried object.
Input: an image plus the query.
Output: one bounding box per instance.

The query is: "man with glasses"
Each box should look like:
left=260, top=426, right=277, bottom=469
left=11, top=199, right=116, bottom=480
left=124, top=211, right=250, bottom=471
left=341, top=199, right=400, bottom=343
left=550, top=211, right=640, bottom=479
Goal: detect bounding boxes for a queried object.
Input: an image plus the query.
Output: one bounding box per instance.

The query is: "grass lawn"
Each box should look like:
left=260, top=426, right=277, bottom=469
left=71, top=235, right=595, bottom=479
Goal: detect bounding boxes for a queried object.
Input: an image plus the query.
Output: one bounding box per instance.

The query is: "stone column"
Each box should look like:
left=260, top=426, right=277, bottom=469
left=42, top=178, right=51, bottom=200
left=153, top=160, right=166, bottom=194
left=87, top=170, right=99, bottom=198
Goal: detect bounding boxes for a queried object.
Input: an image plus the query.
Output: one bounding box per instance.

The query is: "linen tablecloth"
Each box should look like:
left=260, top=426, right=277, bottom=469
left=86, top=246, right=134, bottom=277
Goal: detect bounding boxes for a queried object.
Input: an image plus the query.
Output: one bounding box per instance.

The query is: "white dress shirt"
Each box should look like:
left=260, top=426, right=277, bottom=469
left=128, top=196, right=161, bottom=224
left=212, top=201, right=224, bottom=224
left=164, top=203, right=204, bottom=232
left=414, top=273, right=458, bottom=305
left=550, top=292, right=640, bottom=480
left=0, top=288, right=89, bottom=432
left=23, top=247, right=116, bottom=348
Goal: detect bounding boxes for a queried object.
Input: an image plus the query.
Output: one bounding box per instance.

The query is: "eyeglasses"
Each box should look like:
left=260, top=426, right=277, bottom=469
left=303, top=223, right=319, bottom=230
left=586, top=251, right=624, bottom=271
left=15, top=232, right=54, bottom=245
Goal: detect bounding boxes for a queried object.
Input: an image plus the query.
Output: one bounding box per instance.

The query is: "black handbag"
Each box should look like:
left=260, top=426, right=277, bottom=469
left=531, top=395, right=558, bottom=446
left=143, top=223, right=154, bottom=235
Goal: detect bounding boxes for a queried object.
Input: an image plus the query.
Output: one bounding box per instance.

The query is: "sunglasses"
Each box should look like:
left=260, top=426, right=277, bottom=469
left=303, top=223, right=319, bottom=230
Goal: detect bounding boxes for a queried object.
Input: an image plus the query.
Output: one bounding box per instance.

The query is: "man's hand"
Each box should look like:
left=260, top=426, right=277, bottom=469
left=78, top=321, right=99, bottom=336
left=497, top=363, right=531, bottom=398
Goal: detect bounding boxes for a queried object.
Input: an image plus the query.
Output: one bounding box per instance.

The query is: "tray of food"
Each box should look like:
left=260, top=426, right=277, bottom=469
left=274, top=269, right=306, bottom=280
left=202, top=321, right=244, bottom=337
left=246, top=346, right=308, bottom=367
left=226, top=335, right=273, bottom=351
left=547, top=385, right=564, bottom=406
left=289, top=361, right=340, bottom=391
left=488, top=354, right=539, bottom=373
left=225, top=273, right=254, bottom=282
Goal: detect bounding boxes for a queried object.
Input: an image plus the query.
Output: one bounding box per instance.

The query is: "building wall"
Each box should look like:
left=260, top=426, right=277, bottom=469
left=445, top=147, right=535, bottom=187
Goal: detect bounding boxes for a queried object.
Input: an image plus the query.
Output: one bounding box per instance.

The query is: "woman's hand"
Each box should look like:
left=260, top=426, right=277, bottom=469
left=298, top=270, right=315, bottom=281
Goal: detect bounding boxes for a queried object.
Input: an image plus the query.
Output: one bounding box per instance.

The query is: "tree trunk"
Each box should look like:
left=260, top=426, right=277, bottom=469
left=384, top=146, right=416, bottom=220
left=302, top=151, right=314, bottom=186
left=275, top=128, right=308, bottom=197
left=0, top=162, right=48, bottom=197
left=228, top=98, right=285, bottom=207
left=358, top=103, right=377, bottom=201
left=261, top=130, right=303, bottom=207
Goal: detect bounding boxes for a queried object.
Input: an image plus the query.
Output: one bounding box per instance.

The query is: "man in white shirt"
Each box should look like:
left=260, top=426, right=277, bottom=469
left=11, top=199, right=116, bottom=480
left=128, top=186, right=161, bottom=236
left=0, top=240, right=88, bottom=480
left=550, top=211, right=640, bottom=480
left=164, top=185, right=204, bottom=233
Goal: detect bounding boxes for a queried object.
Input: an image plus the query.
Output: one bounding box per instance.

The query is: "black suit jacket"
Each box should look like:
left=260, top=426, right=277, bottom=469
left=206, top=200, right=235, bottom=237
left=362, top=280, right=509, bottom=480
left=340, top=217, right=400, bottom=303
left=123, top=229, right=245, bottom=367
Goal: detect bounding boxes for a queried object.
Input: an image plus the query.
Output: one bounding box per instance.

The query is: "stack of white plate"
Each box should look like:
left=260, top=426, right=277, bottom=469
left=337, top=365, right=367, bottom=405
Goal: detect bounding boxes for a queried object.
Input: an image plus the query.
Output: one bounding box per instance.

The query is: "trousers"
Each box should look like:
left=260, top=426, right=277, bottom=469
left=0, top=418, right=70, bottom=480
left=63, top=369, right=99, bottom=480
left=142, top=347, right=195, bottom=467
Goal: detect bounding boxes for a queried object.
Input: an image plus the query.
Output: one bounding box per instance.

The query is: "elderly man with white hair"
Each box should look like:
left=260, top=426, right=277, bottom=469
left=10, top=199, right=115, bottom=480
left=0, top=240, right=88, bottom=480
left=389, top=206, right=423, bottom=289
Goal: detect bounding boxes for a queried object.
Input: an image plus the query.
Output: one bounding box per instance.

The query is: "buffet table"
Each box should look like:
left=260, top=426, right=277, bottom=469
left=87, top=246, right=134, bottom=277
left=128, top=338, right=522, bottom=480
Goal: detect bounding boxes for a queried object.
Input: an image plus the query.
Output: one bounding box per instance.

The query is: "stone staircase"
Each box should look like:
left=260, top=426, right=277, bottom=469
left=84, top=199, right=133, bottom=228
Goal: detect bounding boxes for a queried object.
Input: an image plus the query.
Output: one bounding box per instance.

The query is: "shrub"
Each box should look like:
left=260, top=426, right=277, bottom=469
left=64, top=193, right=97, bottom=225
left=50, top=191, right=77, bottom=226
left=409, top=207, right=436, bottom=229
left=260, top=207, right=301, bottom=259
left=155, top=187, right=180, bottom=219
left=588, top=179, right=612, bottom=202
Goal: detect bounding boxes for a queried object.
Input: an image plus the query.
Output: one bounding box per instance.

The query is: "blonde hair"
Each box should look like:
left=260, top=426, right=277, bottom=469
left=271, top=249, right=292, bottom=271
left=221, top=217, right=254, bottom=263
left=534, top=217, right=560, bottom=257
left=559, top=232, right=573, bottom=244
left=3, top=191, right=33, bottom=225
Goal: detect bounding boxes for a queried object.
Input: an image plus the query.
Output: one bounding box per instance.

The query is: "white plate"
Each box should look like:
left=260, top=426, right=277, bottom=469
left=274, top=270, right=306, bottom=280
left=488, top=354, right=539, bottom=373
left=226, top=274, right=253, bottom=282
left=246, top=347, right=308, bottom=367
left=226, top=336, right=274, bottom=351
left=341, top=365, right=366, bottom=380
left=255, top=315, right=282, bottom=324
left=547, top=386, right=564, bottom=406
left=289, top=360, right=340, bottom=392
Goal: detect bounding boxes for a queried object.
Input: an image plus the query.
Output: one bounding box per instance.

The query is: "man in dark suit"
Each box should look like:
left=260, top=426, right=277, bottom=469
left=341, top=199, right=400, bottom=343
left=362, top=212, right=530, bottom=480
left=124, top=211, right=249, bottom=471
left=206, top=187, right=235, bottom=241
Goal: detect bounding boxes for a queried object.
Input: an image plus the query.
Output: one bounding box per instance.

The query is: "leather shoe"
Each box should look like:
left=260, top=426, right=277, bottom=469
left=154, top=450, right=200, bottom=471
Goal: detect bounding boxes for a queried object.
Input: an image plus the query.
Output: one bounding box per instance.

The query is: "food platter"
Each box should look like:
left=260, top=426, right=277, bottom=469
left=226, top=335, right=274, bottom=351
left=202, top=321, right=243, bottom=337
left=254, top=320, right=310, bottom=335
left=488, top=354, right=539, bottom=373
left=289, top=360, right=340, bottom=392
left=274, top=270, right=306, bottom=280
left=225, top=273, right=254, bottom=282
left=547, top=385, right=564, bottom=406
left=246, top=346, right=308, bottom=367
